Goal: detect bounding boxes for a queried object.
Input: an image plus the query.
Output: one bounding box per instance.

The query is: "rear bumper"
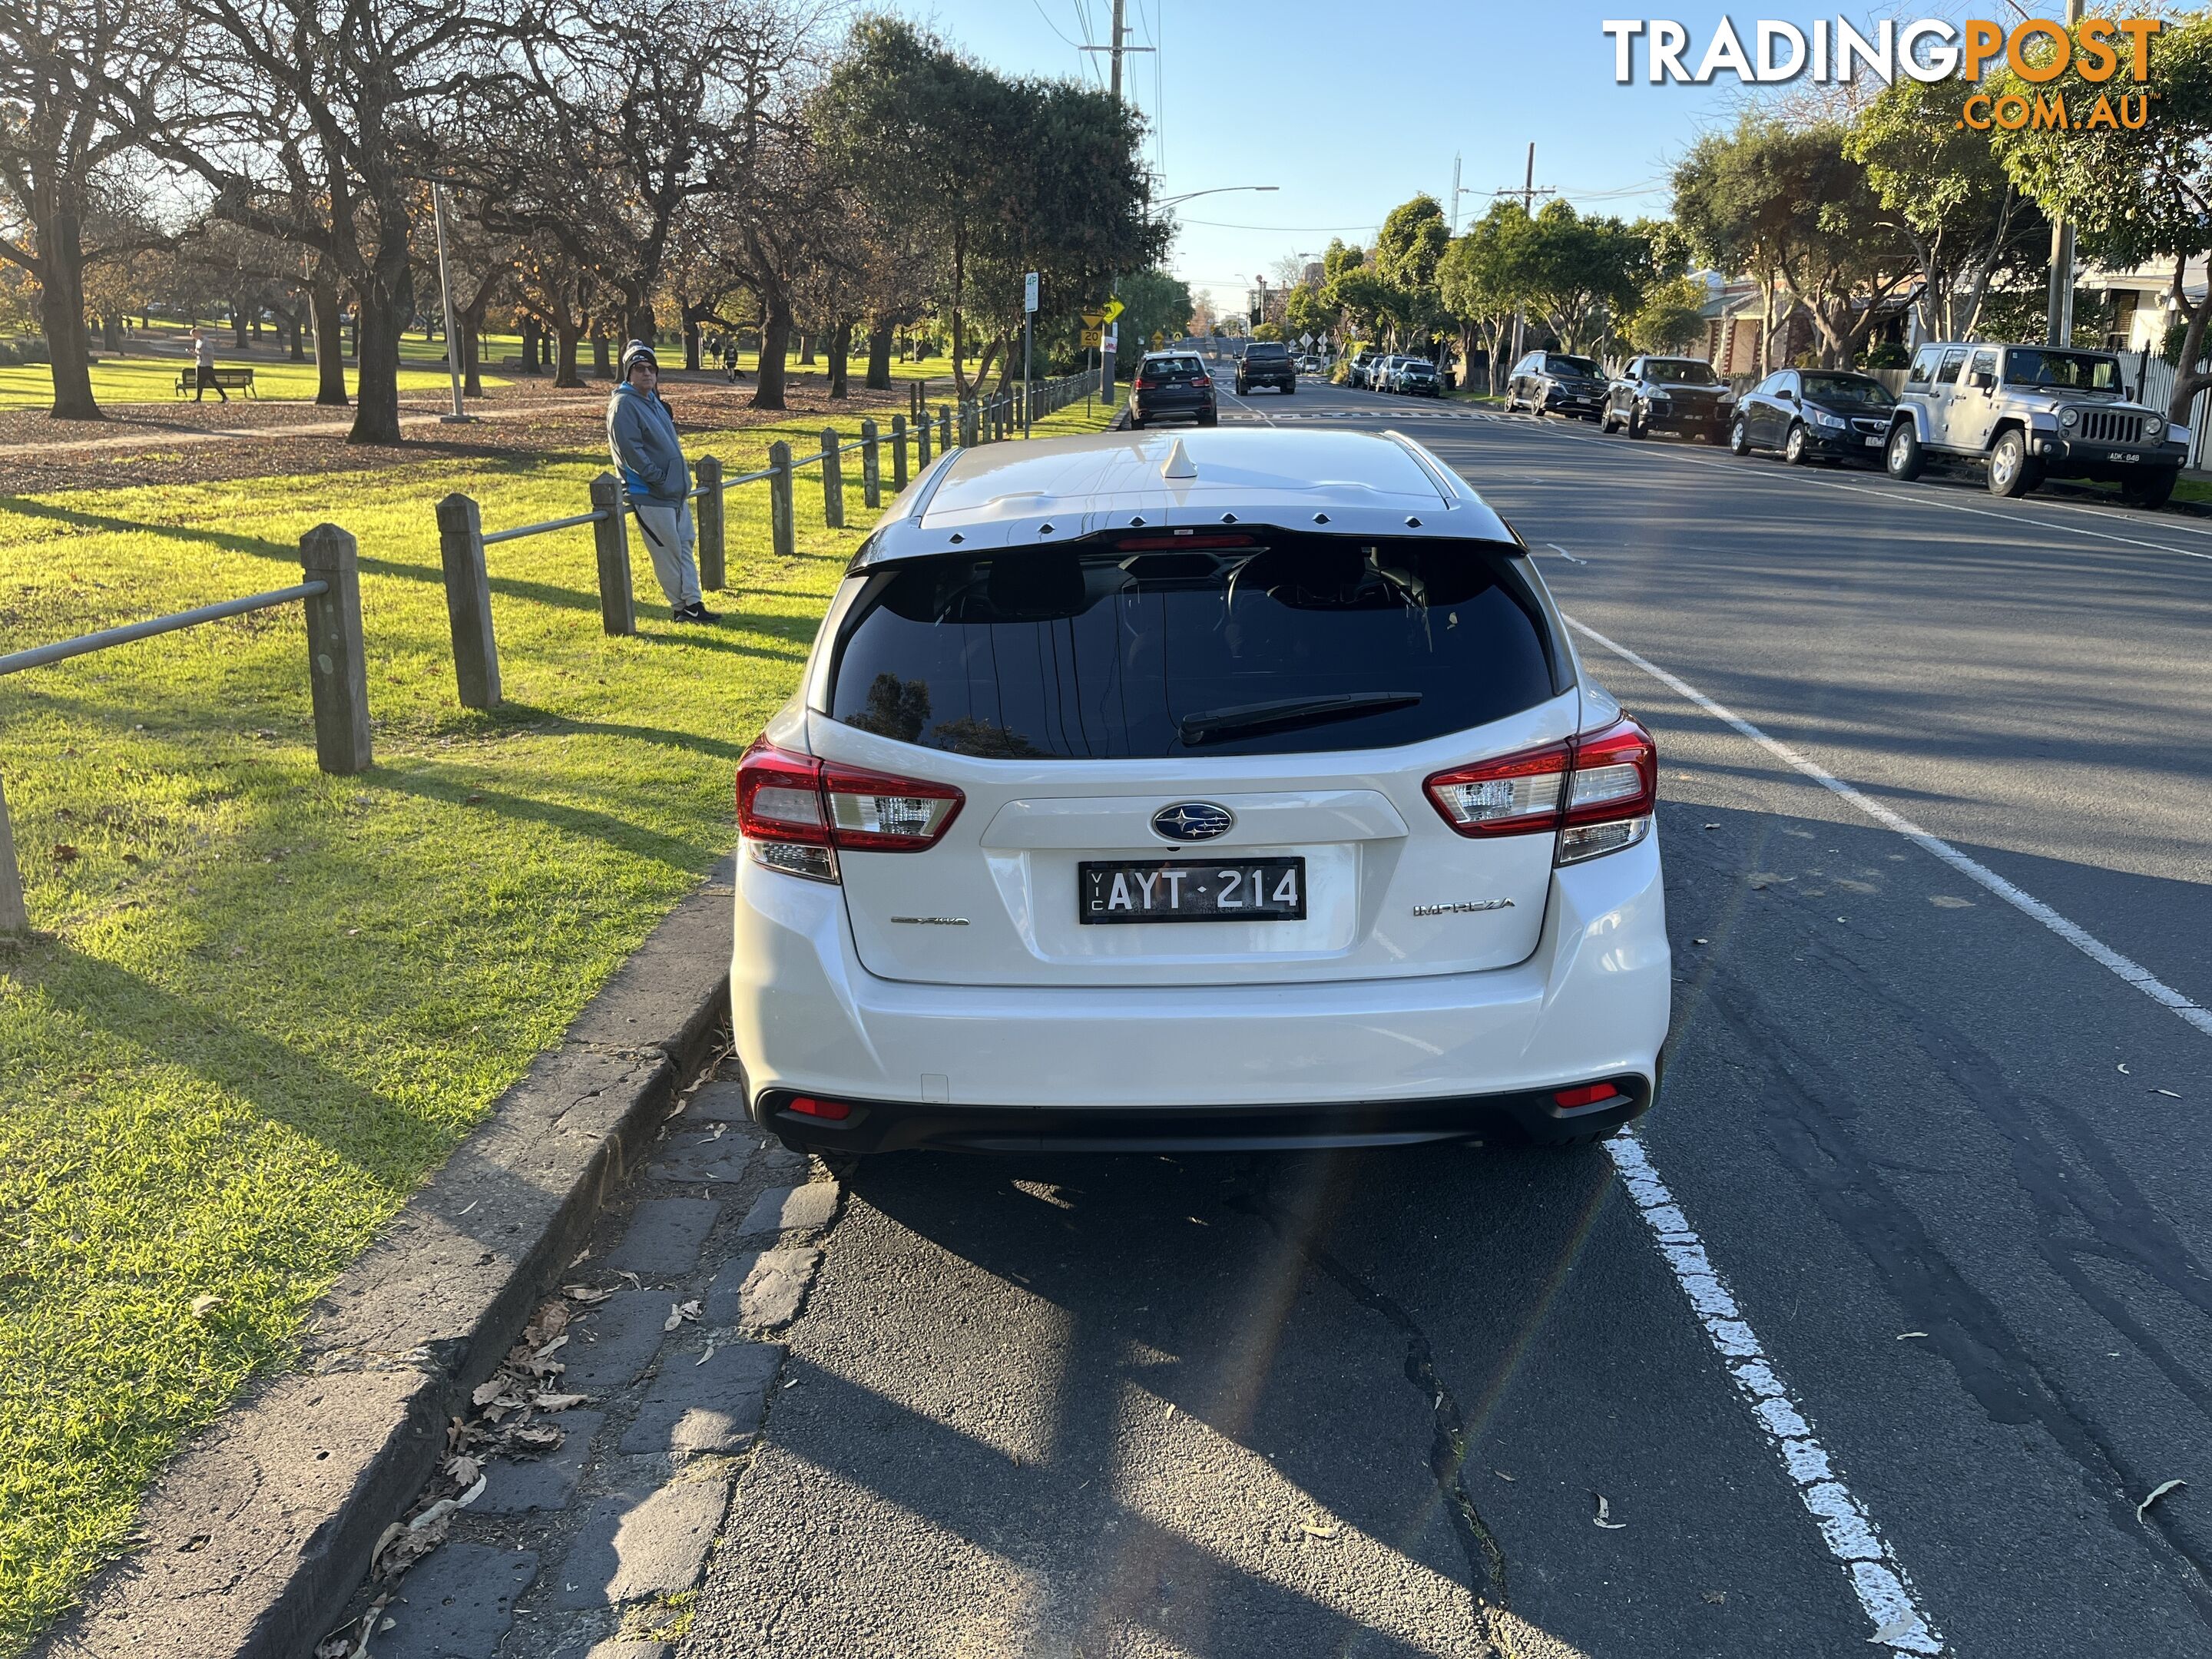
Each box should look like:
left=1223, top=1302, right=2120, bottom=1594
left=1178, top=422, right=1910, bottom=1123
left=730, top=833, right=1671, bottom=1151
left=1131, top=392, right=1214, bottom=422
left=1542, top=389, right=1604, bottom=415
left=758, top=1073, right=1655, bottom=1153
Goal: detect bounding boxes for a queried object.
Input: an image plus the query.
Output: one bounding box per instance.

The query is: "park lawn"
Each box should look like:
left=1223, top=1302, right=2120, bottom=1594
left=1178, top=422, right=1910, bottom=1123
left=0, top=392, right=1115, bottom=1652
left=0, top=356, right=514, bottom=412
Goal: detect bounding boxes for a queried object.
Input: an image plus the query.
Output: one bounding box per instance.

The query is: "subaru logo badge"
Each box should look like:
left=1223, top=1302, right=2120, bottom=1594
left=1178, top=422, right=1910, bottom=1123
left=1152, top=802, right=1233, bottom=842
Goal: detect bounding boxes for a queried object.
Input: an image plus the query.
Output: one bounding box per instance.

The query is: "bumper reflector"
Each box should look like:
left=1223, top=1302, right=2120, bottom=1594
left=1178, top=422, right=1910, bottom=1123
left=786, top=1095, right=853, bottom=1121
left=1552, top=1083, right=1621, bottom=1110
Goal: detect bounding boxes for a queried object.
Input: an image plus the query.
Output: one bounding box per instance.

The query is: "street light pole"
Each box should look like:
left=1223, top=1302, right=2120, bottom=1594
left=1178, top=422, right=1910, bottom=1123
left=432, top=184, right=469, bottom=424
left=2045, top=0, right=2087, bottom=346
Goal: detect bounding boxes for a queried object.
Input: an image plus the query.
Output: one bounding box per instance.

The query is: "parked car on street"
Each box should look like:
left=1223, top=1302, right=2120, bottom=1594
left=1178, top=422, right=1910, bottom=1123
left=1504, top=352, right=1608, bottom=420
left=1389, top=358, right=1442, bottom=397
left=1727, top=369, right=1896, bottom=466
left=1128, top=351, right=1217, bottom=429
left=731, top=426, right=1671, bottom=1156
left=1883, top=341, right=2186, bottom=504
left=1346, top=349, right=1379, bottom=389
left=1237, top=340, right=1297, bottom=395
left=1603, top=356, right=1732, bottom=442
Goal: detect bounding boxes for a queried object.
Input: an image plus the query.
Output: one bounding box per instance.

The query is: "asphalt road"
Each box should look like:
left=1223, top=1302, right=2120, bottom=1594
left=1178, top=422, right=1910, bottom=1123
left=687, top=373, right=2212, bottom=1658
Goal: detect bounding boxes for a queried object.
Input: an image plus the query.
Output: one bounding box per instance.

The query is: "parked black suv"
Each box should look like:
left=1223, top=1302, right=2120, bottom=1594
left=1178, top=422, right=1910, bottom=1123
left=1237, top=341, right=1296, bottom=395
left=1505, top=351, right=1608, bottom=420
left=1129, top=351, right=1217, bottom=429
left=1603, top=356, right=1731, bottom=441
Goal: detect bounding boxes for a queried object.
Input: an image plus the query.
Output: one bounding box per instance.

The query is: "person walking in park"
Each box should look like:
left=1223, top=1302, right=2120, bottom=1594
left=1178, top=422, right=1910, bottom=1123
left=608, top=340, right=717, bottom=624
left=189, top=327, right=227, bottom=402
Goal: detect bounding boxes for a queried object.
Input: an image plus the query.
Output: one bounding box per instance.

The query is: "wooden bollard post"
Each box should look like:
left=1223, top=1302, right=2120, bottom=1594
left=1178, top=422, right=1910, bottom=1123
left=890, top=413, right=909, bottom=489
left=939, top=406, right=951, bottom=452
left=0, top=774, right=27, bottom=937
left=916, top=407, right=932, bottom=467
left=695, top=454, right=726, bottom=591
left=300, top=523, right=373, bottom=774
left=587, top=473, right=636, bottom=637
left=768, top=440, right=795, bottom=558
left=820, top=428, right=845, bottom=528
left=434, top=493, right=499, bottom=710
left=860, top=419, right=882, bottom=509
left=960, top=402, right=975, bottom=449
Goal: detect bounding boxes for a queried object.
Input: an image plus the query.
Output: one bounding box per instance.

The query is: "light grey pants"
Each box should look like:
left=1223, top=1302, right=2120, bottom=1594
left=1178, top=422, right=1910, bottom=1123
left=630, top=498, right=702, bottom=610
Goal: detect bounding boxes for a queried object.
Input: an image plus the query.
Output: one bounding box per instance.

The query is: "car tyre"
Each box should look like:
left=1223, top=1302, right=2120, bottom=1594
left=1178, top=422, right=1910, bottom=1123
left=1128, top=412, right=1144, bottom=430
left=2122, top=468, right=2178, bottom=508
left=1599, top=408, right=1617, bottom=433
left=1284, top=380, right=1296, bottom=395
left=1885, top=422, right=1924, bottom=480
left=1729, top=416, right=1752, bottom=456
left=1197, top=407, right=1218, bottom=426
left=1784, top=422, right=1812, bottom=465
left=1986, top=428, right=2037, bottom=497
left=1628, top=403, right=1648, bottom=439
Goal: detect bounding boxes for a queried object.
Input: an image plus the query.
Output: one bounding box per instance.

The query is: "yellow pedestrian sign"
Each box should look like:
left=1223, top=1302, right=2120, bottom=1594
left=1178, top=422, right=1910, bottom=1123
left=1151, top=331, right=1164, bottom=349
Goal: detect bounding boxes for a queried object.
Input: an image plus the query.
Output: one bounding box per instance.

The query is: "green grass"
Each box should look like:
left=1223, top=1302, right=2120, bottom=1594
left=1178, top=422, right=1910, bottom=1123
left=0, top=392, right=1114, bottom=1651
left=0, top=356, right=513, bottom=412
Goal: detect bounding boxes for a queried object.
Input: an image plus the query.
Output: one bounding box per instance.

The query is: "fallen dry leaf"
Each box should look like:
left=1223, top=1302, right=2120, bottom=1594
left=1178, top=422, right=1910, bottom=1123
left=470, top=1379, right=507, bottom=1407
left=2137, top=1479, right=2186, bottom=1522
left=664, top=1299, right=700, bottom=1332
left=1868, top=1614, right=1921, bottom=1644
left=616, top=1270, right=642, bottom=1289
left=444, top=1455, right=482, bottom=1486
left=2154, top=1089, right=2183, bottom=1101
left=563, top=1283, right=614, bottom=1304
left=1592, top=1494, right=1626, bottom=1530
left=188, top=1294, right=223, bottom=1319
left=1299, top=1511, right=1340, bottom=1541
left=1702, top=1590, right=1727, bottom=1606
left=1492, top=1469, right=1516, bottom=1482
left=531, top=1392, right=586, bottom=1411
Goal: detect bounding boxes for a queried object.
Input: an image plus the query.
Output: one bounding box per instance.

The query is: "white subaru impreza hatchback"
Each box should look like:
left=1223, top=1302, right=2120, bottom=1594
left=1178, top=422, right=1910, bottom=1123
left=730, top=426, right=1670, bottom=1154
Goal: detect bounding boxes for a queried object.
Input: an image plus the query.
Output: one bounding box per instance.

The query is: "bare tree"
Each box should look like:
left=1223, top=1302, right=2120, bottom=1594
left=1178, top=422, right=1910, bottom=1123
left=0, top=0, right=179, bottom=419
left=127, top=0, right=514, bottom=442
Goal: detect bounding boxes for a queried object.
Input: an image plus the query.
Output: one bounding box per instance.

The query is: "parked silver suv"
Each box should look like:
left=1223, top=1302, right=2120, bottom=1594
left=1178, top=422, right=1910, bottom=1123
left=1885, top=341, right=2187, bottom=506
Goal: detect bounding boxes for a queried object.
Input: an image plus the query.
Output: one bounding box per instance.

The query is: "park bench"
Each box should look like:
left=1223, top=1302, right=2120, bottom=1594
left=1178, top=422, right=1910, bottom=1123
left=173, top=366, right=257, bottom=398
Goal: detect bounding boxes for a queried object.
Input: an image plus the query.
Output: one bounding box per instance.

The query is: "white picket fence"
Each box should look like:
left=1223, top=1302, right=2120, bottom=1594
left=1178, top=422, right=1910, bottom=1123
left=2136, top=356, right=2212, bottom=471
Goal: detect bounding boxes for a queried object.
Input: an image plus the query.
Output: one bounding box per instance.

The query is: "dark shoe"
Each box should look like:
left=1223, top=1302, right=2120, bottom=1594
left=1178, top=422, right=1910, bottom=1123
left=671, top=602, right=720, bottom=623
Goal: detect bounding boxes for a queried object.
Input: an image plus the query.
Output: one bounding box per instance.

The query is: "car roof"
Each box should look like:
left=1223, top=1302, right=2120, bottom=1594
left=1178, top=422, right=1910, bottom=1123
left=856, top=428, right=1517, bottom=562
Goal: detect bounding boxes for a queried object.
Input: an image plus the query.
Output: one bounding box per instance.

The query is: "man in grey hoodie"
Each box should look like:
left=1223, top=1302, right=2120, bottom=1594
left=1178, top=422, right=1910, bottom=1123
left=608, top=340, right=717, bottom=623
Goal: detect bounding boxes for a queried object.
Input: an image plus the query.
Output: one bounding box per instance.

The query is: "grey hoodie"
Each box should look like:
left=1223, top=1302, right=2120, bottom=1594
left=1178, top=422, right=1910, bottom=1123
left=607, top=382, right=690, bottom=503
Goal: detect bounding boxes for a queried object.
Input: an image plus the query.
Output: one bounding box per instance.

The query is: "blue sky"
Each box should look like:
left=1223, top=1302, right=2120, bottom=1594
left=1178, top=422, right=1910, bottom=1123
left=889, top=2, right=2071, bottom=315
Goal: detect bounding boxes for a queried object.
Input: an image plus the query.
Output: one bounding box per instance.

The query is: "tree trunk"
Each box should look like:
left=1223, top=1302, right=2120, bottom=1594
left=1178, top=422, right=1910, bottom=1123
left=101, top=313, right=123, bottom=353
left=554, top=323, right=583, bottom=388
left=2167, top=286, right=2212, bottom=425
left=462, top=303, right=485, bottom=398
left=232, top=301, right=249, bottom=349
left=310, top=269, right=349, bottom=406
left=38, top=209, right=101, bottom=422
left=827, top=320, right=853, bottom=399
left=349, top=281, right=408, bottom=445
left=626, top=301, right=655, bottom=344
left=591, top=329, right=613, bottom=379
left=518, top=313, right=542, bottom=376
left=683, top=313, right=701, bottom=372
left=864, top=318, right=895, bottom=389
left=752, top=301, right=791, bottom=410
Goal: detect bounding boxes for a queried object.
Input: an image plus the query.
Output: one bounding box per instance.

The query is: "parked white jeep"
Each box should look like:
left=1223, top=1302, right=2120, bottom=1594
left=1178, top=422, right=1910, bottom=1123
left=1883, top=341, right=2187, bottom=507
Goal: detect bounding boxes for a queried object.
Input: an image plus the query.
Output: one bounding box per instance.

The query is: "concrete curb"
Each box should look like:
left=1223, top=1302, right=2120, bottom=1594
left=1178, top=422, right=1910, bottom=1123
left=38, top=859, right=737, bottom=1659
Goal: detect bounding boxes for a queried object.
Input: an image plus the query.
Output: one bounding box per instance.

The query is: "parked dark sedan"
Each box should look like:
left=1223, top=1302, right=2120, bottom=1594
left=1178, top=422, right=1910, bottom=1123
left=1504, top=351, right=1608, bottom=420
left=1602, top=355, right=1731, bottom=441
left=1129, top=352, right=1217, bottom=429
left=1388, top=357, right=1442, bottom=396
left=1728, top=369, right=1897, bottom=465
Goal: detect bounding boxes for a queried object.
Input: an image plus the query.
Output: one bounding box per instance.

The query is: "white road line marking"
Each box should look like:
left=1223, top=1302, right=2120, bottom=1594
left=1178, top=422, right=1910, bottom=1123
left=1562, top=614, right=2212, bottom=1040
left=1543, top=542, right=1588, bottom=564
left=1608, top=1134, right=1945, bottom=1657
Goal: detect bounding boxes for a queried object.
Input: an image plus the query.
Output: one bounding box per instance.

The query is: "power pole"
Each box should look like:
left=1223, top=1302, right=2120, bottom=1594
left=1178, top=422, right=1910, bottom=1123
left=1493, top=143, right=1556, bottom=382
left=2045, top=0, right=2086, bottom=346
left=1081, top=1, right=1151, bottom=405
left=1450, top=153, right=1462, bottom=236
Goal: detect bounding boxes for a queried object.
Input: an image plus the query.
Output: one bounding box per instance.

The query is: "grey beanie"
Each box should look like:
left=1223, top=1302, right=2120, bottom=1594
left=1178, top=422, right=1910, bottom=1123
left=621, top=339, right=658, bottom=377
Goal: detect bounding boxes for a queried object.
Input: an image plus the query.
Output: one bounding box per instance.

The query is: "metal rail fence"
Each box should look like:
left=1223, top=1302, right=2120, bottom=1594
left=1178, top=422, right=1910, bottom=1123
left=0, top=373, right=1101, bottom=930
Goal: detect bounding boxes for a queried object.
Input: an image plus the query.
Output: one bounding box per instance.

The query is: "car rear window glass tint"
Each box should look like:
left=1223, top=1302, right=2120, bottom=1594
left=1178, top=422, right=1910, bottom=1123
left=1802, top=373, right=1895, bottom=406
left=1936, top=350, right=1966, bottom=386
left=1247, top=344, right=1290, bottom=357
left=1647, top=359, right=1717, bottom=382
left=1907, top=348, right=1940, bottom=385
left=829, top=536, right=1558, bottom=760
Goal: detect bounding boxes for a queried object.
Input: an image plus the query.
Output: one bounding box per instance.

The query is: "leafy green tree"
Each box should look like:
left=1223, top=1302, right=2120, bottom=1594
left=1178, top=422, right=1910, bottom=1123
left=1518, top=200, right=1648, bottom=356
left=1321, top=238, right=1364, bottom=283
left=1325, top=263, right=1396, bottom=345
left=1251, top=321, right=1283, bottom=341
left=1674, top=114, right=1910, bottom=369
left=1846, top=76, right=2043, bottom=342
left=1624, top=274, right=1707, bottom=354
left=1375, top=195, right=1449, bottom=293
left=1438, top=202, right=1531, bottom=392
left=1282, top=280, right=1331, bottom=345
left=1989, top=12, right=2212, bottom=417
left=1111, top=267, right=1191, bottom=373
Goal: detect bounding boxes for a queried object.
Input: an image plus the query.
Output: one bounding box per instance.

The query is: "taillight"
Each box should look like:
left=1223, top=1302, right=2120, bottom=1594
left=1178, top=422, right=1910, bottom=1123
left=1134, top=376, right=1159, bottom=390
left=1192, top=376, right=1210, bottom=389
left=1422, top=717, right=1656, bottom=865
left=737, top=738, right=963, bottom=883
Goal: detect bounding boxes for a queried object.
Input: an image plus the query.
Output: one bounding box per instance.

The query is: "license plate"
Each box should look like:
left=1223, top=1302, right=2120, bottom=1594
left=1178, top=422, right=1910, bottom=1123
left=1079, top=858, right=1306, bottom=925
left=2119, top=453, right=2140, bottom=463
left=1864, top=435, right=1883, bottom=447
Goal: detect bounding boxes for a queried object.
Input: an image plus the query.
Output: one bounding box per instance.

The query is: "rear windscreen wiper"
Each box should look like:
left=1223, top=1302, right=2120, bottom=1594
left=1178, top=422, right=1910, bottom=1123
left=1179, top=691, right=1422, bottom=746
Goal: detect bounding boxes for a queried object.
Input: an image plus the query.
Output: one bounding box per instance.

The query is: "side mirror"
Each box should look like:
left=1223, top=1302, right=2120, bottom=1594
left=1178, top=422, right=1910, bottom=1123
left=1970, top=369, right=1995, bottom=390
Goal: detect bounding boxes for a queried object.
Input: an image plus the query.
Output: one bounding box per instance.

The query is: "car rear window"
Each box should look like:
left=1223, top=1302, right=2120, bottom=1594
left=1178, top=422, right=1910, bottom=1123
left=1646, top=359, right=1717, bottom=383
left=1547, top=356, right=1600, bottom=376
left=828, top=535, right=1560, bottom=759
left=1247, top=343, right=1290, bottom=359
left=1144, top=356, right=1202, bottom=376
